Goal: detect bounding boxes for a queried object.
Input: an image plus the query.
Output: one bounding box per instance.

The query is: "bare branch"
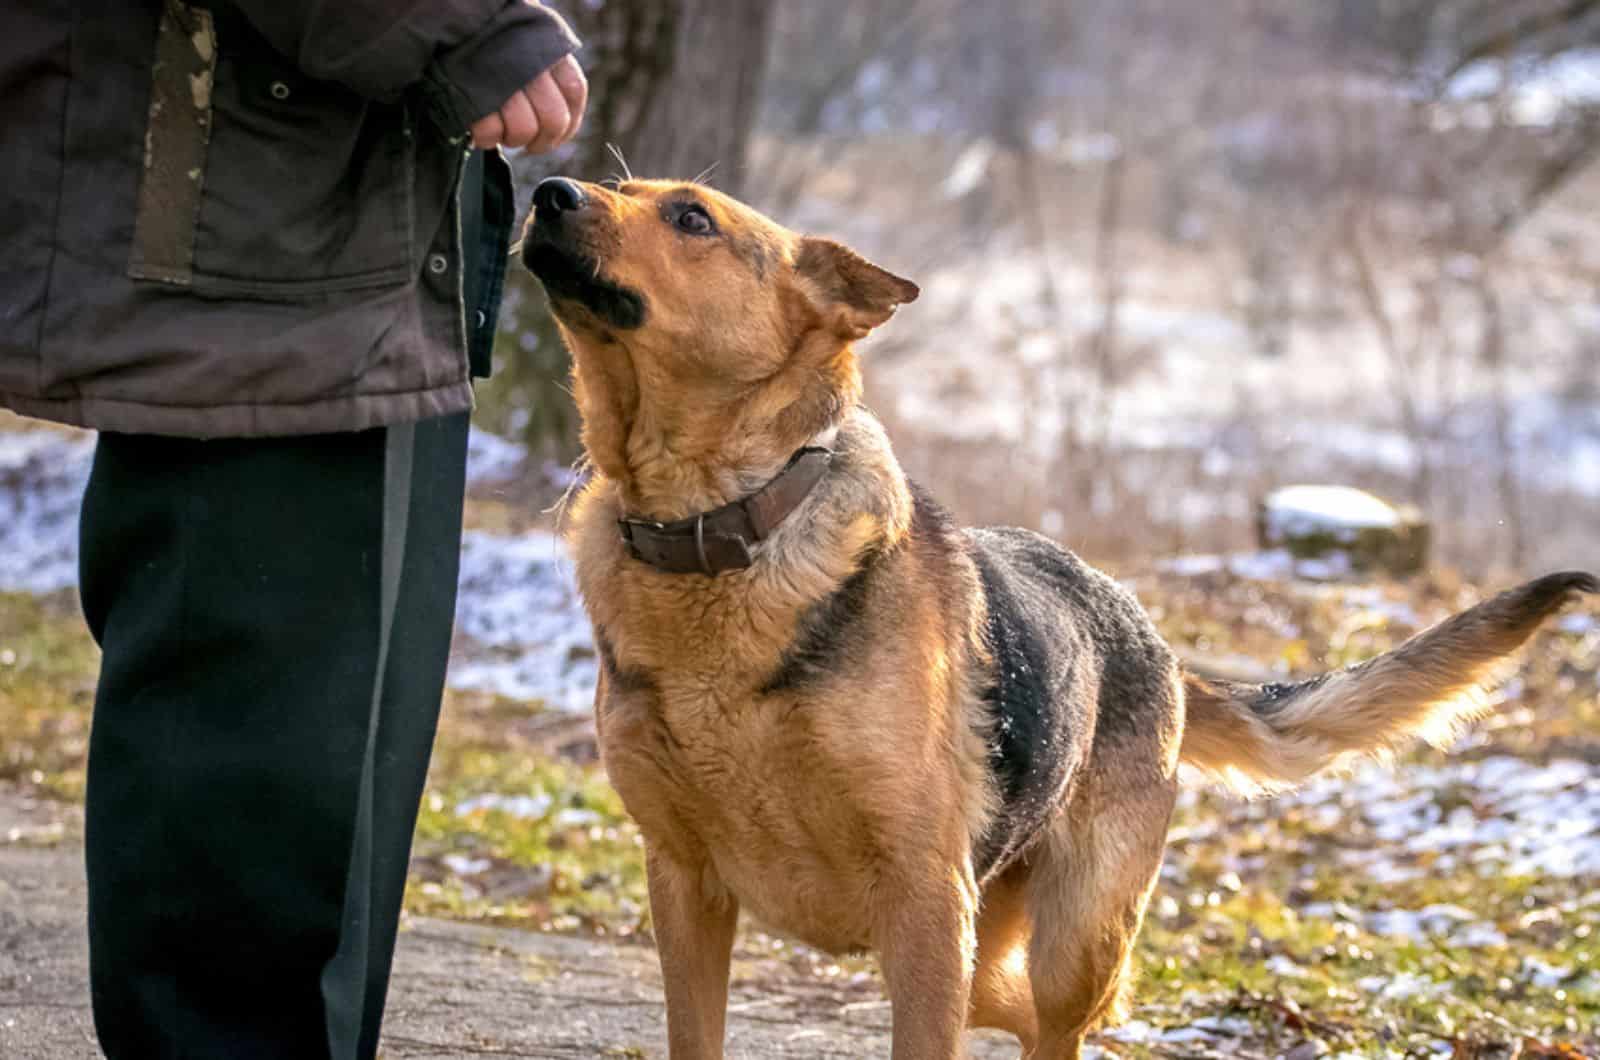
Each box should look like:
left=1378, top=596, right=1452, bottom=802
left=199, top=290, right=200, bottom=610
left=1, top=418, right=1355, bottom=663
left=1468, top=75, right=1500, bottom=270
left=1445, top=0, right=1600, bottom=79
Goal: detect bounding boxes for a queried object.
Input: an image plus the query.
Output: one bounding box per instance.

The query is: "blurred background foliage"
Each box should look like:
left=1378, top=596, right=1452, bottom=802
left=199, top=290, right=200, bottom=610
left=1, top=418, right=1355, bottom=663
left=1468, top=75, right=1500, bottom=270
left=483, top=0, right=1600, bottom=579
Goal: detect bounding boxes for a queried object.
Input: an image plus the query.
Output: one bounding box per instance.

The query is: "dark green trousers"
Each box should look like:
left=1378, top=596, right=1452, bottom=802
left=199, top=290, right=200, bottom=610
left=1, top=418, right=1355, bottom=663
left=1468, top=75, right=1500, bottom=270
left=79, top=411, right=469, bottom=1059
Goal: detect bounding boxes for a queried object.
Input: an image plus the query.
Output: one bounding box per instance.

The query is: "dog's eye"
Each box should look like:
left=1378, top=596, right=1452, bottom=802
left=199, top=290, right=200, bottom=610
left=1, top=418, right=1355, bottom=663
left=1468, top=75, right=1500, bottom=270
left=675, top=205, right=715, bottom=236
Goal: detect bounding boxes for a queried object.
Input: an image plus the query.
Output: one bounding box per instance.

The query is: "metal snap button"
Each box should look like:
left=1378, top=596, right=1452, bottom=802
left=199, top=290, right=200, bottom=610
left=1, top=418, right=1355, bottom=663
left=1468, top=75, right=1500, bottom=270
left=269, top=80, right=291, bottom=101
left=427, top=253, right=449, bottom=275
left=475, top=309, right=488, bottom=329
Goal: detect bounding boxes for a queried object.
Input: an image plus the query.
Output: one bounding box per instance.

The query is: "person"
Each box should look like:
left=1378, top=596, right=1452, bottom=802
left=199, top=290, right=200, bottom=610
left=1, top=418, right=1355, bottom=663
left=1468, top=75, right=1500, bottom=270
left=0, top=3, right=588, bottom=1056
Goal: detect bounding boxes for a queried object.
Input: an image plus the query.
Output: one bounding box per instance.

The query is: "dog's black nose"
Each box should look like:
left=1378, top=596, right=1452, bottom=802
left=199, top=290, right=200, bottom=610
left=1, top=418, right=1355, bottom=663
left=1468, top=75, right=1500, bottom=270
left=533, top=177, right=586, bottom=216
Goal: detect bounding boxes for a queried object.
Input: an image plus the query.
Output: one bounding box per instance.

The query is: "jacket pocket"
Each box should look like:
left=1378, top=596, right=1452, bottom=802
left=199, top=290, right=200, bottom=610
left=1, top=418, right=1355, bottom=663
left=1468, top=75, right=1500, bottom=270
left=129, top=2, right=412, bottom=299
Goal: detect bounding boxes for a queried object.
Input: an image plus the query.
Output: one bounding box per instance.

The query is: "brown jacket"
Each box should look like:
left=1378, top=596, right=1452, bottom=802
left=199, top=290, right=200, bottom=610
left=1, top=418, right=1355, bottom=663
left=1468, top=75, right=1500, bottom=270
left=0, top=0, right=578, bottom=437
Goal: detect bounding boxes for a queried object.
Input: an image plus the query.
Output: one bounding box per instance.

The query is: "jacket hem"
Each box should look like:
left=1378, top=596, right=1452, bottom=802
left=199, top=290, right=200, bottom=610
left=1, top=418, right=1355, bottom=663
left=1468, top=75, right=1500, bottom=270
left=0, top=382, right=476, bottom=439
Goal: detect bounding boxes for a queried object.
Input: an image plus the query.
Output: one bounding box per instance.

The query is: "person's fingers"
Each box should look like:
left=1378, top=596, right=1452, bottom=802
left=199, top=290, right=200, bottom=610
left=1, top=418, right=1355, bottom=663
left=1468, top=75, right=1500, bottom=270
left=523, top=70, right=572, bottom=155
left=496, top=87, right=539, bottom=149
left=470, top=112, right=504, bottom=149
left=550, top=56, right=588, bottom=144
left=470, top=54, right=584, bottom=152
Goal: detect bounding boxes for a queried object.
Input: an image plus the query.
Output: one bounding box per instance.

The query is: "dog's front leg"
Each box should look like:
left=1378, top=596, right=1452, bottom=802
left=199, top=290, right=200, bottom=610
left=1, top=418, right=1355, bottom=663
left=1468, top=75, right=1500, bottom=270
left=646, top=845, right=739, bottom=1059
left=876, top=865, right=980, bottom=1060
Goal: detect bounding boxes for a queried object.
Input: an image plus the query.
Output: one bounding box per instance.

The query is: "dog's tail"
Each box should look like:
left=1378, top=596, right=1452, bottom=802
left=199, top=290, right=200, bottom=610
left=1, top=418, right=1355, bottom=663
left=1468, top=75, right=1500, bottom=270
left=1178, top=571, right=1596, bottom=794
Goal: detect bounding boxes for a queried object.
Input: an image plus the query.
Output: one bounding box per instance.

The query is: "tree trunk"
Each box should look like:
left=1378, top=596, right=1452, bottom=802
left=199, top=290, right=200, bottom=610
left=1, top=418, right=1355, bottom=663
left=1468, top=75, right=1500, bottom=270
left=1477, top=272, right=1527, bottom=571
left=581, top=1, right=776, bottom=199
left=557, top=0, right=776, bottom=199
left=481, top=0, right=778, bottom=460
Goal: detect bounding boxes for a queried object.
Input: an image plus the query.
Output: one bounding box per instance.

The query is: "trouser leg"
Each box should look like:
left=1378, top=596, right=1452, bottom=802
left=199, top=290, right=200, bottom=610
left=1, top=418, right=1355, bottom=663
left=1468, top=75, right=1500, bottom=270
left=350, top=412, right=470, bottom=1059
left=80, top=412, right=468, bottom=1059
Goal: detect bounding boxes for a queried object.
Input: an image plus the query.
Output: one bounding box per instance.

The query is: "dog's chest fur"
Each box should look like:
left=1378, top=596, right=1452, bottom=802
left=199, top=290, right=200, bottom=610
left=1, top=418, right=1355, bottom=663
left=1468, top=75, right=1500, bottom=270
left=572, top=437, right=998, bottom=952
left=598, top=678, right=892, bottom=952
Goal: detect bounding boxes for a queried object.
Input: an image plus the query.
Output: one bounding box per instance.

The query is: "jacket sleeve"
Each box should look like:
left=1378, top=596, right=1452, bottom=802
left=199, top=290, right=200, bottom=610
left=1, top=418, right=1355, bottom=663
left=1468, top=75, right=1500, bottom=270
left=219, top=0, right=582, bottom=133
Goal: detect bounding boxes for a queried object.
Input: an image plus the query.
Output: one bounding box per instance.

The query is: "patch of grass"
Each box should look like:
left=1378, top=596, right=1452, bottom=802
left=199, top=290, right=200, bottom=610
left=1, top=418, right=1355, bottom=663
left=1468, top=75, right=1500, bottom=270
left=1136, top=871, right=1599, bottom=1055
left=405, top=692, right=649, bottom=936
left=0, top=590, right=98, bottom=801
left=1142, top=773, right=1600, bottom=1056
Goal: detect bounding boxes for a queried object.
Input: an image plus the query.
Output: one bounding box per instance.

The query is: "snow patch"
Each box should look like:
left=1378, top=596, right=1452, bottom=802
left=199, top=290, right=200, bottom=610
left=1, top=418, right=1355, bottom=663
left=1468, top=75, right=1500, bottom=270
left=0, top=431, right=95, bottom=595
left=1288, top=757, right=1600, bottom=882
left=1364, top=904, right=1475, bottom=940
left=1162, top=548, right=1354, bottom=582
left=1264, top=954, right=1311, bottom=979
left=1447, top=49, right=1600, bottom=127
left=1522, top=957, right=1572, bottom=989
left=0, top=425, right=601, bottom=711
left=456, top=792, right=554, bottom=820
left=450, top=528, right=597, bottom=712
left=1357, top=972, right=1443, bottom=1001
left=441, top=853, right=492, bottom=876
left=466, top=428, right=528, bottom=486
left=1264, top=484, right=1403, bottom=535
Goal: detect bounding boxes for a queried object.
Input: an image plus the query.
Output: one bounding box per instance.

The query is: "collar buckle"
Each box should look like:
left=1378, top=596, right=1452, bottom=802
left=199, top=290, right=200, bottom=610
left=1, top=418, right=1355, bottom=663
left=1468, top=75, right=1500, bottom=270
left=693, top=514, right=711, bottom=576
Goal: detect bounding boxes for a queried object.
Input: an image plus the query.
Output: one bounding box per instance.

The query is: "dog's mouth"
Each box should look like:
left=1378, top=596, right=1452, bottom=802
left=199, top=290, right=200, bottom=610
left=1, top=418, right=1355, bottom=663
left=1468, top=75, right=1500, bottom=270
left=521, top=237, right=647, bottom=332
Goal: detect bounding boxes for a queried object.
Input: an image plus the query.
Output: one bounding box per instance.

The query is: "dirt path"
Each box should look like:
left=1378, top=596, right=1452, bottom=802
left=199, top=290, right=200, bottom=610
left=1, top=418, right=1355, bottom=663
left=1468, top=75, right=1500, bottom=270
left=0, top=787, right=1019, bottom=1059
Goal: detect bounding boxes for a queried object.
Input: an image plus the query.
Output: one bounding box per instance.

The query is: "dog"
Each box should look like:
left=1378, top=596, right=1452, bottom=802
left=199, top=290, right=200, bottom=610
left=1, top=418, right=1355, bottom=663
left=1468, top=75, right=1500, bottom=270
left=519, top=173, right=1596, bottom=1059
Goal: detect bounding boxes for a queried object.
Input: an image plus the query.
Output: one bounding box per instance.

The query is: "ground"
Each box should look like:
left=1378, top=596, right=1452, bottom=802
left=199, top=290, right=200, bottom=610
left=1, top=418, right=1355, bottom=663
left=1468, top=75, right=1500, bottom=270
left=3, top=576, right=1597, bottom=1058
left=1, top=419, right=1597, bottom=1058
left=5, top=786, right=1018, bottom=1059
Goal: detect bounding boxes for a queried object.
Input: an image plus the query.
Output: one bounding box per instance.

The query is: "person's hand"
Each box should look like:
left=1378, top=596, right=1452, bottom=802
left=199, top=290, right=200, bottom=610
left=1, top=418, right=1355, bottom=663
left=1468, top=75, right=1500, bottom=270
left=470, top=54, right=587, bottom=152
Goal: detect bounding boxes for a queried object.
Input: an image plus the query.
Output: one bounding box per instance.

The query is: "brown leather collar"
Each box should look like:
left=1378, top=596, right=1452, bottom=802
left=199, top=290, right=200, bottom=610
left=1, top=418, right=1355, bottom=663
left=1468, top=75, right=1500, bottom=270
left=618, top=447, right=834, bottom=575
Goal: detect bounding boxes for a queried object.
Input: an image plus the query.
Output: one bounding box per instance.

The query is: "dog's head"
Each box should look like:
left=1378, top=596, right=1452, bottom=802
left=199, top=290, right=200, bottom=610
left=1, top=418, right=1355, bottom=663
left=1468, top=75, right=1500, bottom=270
left=520, top=176, right=918, bottom=516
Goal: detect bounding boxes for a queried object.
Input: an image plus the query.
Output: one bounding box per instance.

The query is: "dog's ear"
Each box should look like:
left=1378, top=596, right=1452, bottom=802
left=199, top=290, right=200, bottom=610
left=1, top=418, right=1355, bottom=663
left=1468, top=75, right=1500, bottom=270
left=794, top=238, right=920, bottom=339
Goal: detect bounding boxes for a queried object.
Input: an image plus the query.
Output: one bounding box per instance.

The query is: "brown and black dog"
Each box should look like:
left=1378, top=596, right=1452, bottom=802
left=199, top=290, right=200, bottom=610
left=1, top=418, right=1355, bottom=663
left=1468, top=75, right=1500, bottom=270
left=519, top=174, right=1596, bottom=1059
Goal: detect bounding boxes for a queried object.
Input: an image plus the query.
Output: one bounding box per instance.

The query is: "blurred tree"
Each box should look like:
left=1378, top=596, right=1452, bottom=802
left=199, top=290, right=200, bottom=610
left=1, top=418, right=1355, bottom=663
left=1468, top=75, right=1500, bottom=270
left=1317, top=0, right=1600, bottom=71
left=1445, top=0, right=1600, bottom=74
left=482, top=0, right=777, bottom=463
left=757, top=2, right=938, bottom=213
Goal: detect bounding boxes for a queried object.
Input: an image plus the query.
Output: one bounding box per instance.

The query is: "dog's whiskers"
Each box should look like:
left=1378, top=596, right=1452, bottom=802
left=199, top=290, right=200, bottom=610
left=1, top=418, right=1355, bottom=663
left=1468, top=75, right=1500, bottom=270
left=605, top=143, right=633, bottom=182
left=692, top=161, right=721, bottom=186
